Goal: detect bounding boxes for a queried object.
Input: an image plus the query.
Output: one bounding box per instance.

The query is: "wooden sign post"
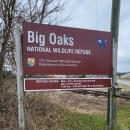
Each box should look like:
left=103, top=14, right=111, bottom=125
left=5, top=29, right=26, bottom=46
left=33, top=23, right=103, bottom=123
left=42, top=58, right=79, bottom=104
left=15, top=30, right=25, bottom=130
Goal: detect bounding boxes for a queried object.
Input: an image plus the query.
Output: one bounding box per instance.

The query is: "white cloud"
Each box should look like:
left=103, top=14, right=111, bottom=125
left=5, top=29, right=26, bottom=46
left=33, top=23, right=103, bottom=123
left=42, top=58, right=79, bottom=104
left=117, top=0, right=130, bottom=72
left=63, top=0, right=130, bottom=72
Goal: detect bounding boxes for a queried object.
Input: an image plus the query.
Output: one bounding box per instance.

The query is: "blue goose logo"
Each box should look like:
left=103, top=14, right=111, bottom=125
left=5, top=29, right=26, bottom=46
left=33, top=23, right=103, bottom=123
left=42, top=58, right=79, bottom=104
left=91, top=38, right=108, bottom=49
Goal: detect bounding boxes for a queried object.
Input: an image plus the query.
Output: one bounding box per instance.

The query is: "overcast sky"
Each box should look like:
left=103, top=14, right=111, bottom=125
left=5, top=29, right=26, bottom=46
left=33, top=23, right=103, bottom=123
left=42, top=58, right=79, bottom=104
left=62, top=0, right=130, bottom=73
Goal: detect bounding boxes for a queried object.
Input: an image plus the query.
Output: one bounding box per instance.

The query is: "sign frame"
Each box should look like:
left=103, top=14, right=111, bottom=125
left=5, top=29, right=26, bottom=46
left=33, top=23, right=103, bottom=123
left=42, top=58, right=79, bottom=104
left=24, top=78, right=112, bottom=91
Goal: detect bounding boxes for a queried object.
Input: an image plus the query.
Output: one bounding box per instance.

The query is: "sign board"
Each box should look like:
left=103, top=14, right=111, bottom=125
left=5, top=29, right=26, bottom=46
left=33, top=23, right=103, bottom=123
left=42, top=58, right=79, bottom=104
left=24, top=78, right=112, bottom=91
left=22, top=22, right=112, bottom=75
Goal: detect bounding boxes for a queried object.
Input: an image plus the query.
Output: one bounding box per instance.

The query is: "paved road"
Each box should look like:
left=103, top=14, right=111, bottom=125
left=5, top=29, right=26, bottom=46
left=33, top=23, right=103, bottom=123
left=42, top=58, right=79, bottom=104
left=117, top=80, right=130, bottom=87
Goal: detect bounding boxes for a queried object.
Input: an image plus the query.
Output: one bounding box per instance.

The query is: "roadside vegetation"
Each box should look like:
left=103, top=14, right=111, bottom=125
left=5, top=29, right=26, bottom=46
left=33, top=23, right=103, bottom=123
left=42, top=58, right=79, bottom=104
left=52, top=104, right=130, bottom=130
left=1, top=80, right=130, bottom=129
left=116, top=104, right=130, bottom=130
left=118, top=78, right=130, bottom=81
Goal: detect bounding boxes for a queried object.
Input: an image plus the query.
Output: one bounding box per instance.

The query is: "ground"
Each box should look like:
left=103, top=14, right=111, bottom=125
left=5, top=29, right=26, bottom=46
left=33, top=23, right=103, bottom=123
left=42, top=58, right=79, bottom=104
left=47, top=85, right=130, bottom=114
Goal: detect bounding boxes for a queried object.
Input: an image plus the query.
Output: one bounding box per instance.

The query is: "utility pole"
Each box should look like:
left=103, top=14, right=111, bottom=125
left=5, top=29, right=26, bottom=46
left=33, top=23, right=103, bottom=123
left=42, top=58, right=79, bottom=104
left=107, top=0, right=121, bottom=129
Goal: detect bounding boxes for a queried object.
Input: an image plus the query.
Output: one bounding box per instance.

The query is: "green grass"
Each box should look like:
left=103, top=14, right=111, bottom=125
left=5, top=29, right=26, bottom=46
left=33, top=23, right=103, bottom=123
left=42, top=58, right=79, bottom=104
left=115, top=105, right=130, bottom=130
left=50, top=104, right=130, bottom=130
left=56, top=111, right=109, bottom=130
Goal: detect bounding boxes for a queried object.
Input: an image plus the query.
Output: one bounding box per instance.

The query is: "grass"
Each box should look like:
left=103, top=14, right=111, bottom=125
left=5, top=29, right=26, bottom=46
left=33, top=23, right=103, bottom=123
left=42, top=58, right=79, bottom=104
left=1, top=80, right=130, bottom=130
left=118, top=78, right=130, bottom=81
left=116, top=105, right=130, bottom=130
left=56, top=111, right=109, bottom=130
left=50, top=104, right=130, bottom=130
left=23, top=84, right=130, bottom=130
left=118, top=84, right=130, bottom=92
left=51, top=85, right=130, bottom=130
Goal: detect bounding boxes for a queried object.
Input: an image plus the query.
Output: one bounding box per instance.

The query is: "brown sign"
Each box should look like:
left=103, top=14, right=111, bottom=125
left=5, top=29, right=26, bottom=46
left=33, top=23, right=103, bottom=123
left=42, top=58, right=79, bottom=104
left=22, top=22, right=112, bottom=75
left=24, top=78, right=111, bottom=91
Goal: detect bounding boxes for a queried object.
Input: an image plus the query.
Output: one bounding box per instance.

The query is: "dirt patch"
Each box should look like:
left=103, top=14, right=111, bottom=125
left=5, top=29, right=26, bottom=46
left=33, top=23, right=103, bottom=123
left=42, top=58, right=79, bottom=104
left=47, top=88, right=130, bottom=114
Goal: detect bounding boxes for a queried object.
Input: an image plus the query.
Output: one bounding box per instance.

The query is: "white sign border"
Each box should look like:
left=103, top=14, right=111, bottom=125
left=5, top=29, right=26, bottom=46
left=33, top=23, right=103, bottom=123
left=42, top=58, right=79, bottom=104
left=24, top=78, right=112, bottom=92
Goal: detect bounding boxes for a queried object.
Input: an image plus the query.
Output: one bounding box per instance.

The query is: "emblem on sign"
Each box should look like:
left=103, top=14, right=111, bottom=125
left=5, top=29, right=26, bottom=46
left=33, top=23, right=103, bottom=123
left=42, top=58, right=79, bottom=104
left=28, top=58, right=35, bottom=66
left=91, top=38, right=107, bottom=49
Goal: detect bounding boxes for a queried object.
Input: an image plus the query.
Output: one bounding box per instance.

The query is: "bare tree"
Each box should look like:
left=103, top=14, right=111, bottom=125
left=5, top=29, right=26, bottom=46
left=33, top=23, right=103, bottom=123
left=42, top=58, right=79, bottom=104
left=0, top=0, right=71, bottom=84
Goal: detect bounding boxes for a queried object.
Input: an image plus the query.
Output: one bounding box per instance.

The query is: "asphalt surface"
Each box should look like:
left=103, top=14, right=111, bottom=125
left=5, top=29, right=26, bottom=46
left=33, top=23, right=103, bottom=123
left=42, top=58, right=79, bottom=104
left=117, top=80, right=130, bottom=87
